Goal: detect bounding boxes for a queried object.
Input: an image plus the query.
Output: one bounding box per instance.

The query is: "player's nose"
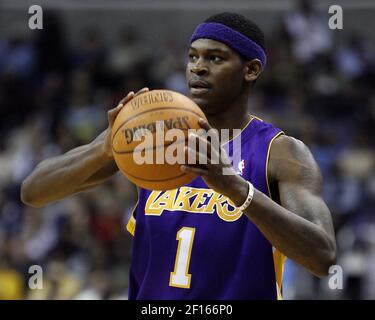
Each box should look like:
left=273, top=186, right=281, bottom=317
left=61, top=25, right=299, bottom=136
left=190, top=60, right=209, bottom=76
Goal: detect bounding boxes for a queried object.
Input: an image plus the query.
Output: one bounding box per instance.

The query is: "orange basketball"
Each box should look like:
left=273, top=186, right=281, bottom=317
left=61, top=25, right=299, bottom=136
left=111, top=89, right=207, bottom=190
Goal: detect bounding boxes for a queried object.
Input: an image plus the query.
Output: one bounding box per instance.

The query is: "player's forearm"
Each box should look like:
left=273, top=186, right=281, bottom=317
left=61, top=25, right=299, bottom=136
left=21, top=141, right=113, bottom=207
left=227, top=180, right=336, bottom=277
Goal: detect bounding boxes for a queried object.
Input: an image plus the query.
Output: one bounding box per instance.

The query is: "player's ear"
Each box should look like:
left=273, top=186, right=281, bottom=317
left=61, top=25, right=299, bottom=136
left=244, top=59, right=262, bottom=82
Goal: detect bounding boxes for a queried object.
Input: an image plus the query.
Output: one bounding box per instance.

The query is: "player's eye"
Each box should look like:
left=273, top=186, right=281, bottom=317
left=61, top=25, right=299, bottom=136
left=188, top=54, right=198, bottom=62
left=210, top=55, right=223, bottom=62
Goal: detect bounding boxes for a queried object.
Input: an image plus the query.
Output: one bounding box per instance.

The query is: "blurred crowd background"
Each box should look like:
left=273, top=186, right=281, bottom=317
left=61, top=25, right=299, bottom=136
left=0, top=0, right=374, bottom=299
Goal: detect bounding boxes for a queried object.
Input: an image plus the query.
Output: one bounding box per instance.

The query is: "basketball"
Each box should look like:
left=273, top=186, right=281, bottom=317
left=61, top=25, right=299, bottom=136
left=111, top=89, right=207, bottom=190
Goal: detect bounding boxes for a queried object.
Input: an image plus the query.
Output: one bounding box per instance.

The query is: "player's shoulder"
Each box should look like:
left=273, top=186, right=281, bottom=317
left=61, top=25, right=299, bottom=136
left=272, top=134, right=309, bottom=156
left=268, top=134, right=321, bottom=184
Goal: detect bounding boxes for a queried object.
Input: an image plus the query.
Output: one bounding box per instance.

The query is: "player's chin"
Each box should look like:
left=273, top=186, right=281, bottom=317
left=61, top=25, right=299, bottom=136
left=188, top=92, right=213, bottom=111
left=190, top=98, right=215, bottom=114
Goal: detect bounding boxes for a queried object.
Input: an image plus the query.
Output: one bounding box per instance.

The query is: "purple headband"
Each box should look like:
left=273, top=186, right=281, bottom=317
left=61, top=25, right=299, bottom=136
left=190, top=22, right=267, bottom=68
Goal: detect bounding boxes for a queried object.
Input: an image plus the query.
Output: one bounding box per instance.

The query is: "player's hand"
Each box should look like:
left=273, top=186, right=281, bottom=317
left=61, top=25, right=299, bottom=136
left=103, top=87, right=149, bottom=158
left=180, top=118, right=247, bottom=205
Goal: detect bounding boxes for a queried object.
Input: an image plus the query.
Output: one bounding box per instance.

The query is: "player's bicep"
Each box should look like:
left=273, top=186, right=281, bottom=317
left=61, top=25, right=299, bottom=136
left=270, top=135, right=335, bottom=235
left=278, top=181, right=334, bottom=235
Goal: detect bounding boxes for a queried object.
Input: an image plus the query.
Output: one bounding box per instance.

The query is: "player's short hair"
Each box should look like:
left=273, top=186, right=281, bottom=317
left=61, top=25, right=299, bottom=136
left=204, top=12, right=266, bottom=54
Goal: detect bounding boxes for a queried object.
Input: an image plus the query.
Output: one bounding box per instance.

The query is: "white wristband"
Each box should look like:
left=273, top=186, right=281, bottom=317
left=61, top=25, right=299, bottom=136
left=237, top=181, right=254, bottom=212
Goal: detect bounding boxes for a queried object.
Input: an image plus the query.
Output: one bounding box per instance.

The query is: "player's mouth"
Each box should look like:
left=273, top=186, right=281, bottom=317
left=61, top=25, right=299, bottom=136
left=188, top=80, right=212, bottom=95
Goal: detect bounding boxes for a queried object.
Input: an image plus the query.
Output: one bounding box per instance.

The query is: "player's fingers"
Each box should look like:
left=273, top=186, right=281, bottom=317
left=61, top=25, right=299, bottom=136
left=184, top=145, right=209, bottom=167
left=111, top=90, right=135, bottom=114
left=188, top=132, right=209, bottom=161
left=219, top=146, right=232, bottom=167
left=199, top=119, right=220, bottom=148
left=108, top=104, right=124, bottom=123
left=108, top=97, right=132, bottom=127
left=118, top=91, right=135, bottom=106
left=107, top=110, right=117, bottom=127
left=134, top=87, right=149, bottom=96
left=198, top=118, right=212, bottom=130
left=184, top=144, right=198, bottom=164
left=108, top=88, right=149, bottom=127
left=180, top=164, right=208, bottom=176
left=188, top=132, right=220, bottom=165
left=116, top=87, right=148, bottom=110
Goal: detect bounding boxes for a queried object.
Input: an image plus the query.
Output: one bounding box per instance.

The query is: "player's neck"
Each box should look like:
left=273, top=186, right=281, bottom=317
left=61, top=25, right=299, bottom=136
left=206, top=92, right=251, bottom=133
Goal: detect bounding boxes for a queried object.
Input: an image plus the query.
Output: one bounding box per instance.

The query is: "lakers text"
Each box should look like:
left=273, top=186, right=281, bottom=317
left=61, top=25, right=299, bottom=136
left=145, top=187, right=243, bottom=222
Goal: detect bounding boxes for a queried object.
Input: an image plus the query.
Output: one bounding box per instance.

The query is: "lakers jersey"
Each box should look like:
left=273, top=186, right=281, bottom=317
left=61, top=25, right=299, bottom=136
left=126, top=117, right=286, bottom=299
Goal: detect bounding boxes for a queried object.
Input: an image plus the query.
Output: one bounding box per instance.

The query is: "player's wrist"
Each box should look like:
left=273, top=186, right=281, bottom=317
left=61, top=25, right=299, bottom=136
left=236, top=181, right=254, bottom=212
left=94, top=140, right=113, bottom=162
left=225, top=175, right=250, bottom=208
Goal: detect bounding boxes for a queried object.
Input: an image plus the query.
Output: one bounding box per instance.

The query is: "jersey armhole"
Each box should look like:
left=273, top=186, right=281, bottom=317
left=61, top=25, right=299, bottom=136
left=126, top=198, right=138, bottom=236
left=266, top=130, right=287, bottom=300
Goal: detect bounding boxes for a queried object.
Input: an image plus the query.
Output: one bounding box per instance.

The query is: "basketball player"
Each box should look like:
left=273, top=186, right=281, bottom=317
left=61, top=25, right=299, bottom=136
left=21, top=13, right=336, bottom=299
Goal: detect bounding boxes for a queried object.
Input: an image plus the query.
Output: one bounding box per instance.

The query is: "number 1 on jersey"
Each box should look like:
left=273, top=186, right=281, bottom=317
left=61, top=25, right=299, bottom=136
left=169, top=227, right=196, bottom=288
